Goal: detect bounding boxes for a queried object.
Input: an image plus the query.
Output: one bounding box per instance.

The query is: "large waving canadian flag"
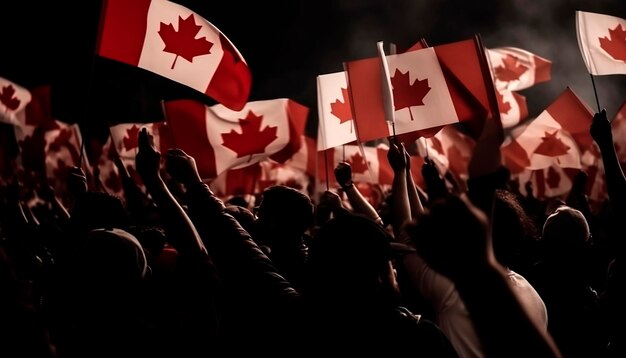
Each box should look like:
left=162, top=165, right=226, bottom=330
left=317, top=71, right=357, bottom=150
left=98, top=0, right=252, bottom=111
left=346, top=37, right=491, bottom=142
left=577, top=11, right=626, bottom=75
left=0, top=77, right=31, bottom=126
left=164, top=98, right=308, bottom=179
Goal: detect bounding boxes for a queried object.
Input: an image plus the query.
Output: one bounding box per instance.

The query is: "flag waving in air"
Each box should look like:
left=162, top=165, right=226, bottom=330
left=164, top=98, right=308, bottom=179
left=98, top=0, right=252, bottom=110
left=487, top=47, right=552, bottom=91
left=317, top=71, right=357, bottom=150
left=576, top=10, right=626, bottom=75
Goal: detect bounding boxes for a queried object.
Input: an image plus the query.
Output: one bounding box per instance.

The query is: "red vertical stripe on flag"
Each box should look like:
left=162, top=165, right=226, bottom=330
left=97, top=0, right=151, bottom=66
left=377, top=147, right=393, bottom=185
left=345, top=58, right=389, bottom=143
left=270, top=100, right=308, bottom=163
left=165, top=100, right=217, bottom=178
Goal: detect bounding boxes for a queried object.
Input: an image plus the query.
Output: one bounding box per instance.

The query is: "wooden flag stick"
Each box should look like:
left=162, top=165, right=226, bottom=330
left=589, top=74, right=602, bottom=112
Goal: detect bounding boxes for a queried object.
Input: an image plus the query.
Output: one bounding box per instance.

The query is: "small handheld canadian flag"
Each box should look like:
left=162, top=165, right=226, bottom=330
left=576, top=10, right=626, bottom=75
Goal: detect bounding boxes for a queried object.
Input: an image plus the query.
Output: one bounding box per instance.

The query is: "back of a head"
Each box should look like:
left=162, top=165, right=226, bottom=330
left=257, top=185, right=314, bottom=235
left=542, top=205, right=590, bottom=257
left=70, top=191, right=130, bottom=234
left=77, top=228, right=148, bottom=296
left=307, top=213, right=393, bottom=298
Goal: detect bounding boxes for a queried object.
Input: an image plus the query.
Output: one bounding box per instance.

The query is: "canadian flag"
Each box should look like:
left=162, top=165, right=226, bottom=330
left=109, top=122, right=173, bottom=161
left=577, top=11, right=626, bottom=75
left=487, top=47, right=552, bottom=91
left=501, top=88, right=592, bottom=172
left=44, top=121, right=87, bottom=200
left=259, top=160, right=311, bottom=193
left=497, top=89, right=528, bottom=129
left=0, top=77, right=31, bottom=126
left=284, top=135, right=317, bottom=178
left=317, top=71, right=357, bottom=150
left=318, top=144, right=393, bottom=186
left=164, top=98, right=308, bottom=179
left=347, top=37, right=491, bottom=142
left=209, top=163, right=262, bottom=198
left=98, top=0, right=252, bottom=111
left=516, top=166, right=576, bottom=199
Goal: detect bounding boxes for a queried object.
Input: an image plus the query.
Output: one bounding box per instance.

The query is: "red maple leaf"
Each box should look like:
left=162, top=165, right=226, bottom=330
left=0, top=85, right=20, bottom=110
left=123, top=125, right=141, bottom=152
left=534, top=131, right=570, bottom=157
left=496, top=90, right=511, bottom=114
left=330, top=87, right=353, bottom=125
left=599, top=24, right=626, bottom=62
left=221, top=111, right=278, bottom=162
left=348, top=151, right=369, bottom=174
left=391, top=69, right=431, bottom=120
left=494, top=54, right=528, bottom=82
left=159, top=14, right=213, bottom=69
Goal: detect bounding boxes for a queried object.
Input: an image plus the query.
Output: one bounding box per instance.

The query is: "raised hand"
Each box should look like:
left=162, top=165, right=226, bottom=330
left=135, top=128, right=161, bottom=185
left=387, top=139, right=407, bottom=173
left=589, top=109, right=612, bottom=149
left=334, top=161, right=353, bottom=189
left=164, top=148, right=202, bottom=186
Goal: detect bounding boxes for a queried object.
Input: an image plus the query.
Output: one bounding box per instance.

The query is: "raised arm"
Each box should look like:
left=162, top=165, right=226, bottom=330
left=334, top=161, right=382, bottom=225
left=404, top=147, right=425, bottom=218
left=387, top=140, right=411, bottom=238
left=135, top=128, right=207, bottom=258
left=590, top=109, right=626, bottom=217
left=407, top=195, right=562, bottom=358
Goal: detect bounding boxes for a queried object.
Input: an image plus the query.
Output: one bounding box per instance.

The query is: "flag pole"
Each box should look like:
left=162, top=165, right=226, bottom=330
left=589, top=74, right=602, bottom=112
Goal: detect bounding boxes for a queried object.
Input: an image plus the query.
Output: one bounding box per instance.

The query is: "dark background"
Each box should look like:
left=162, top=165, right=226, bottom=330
left=1, top=0, right=626, bottom=142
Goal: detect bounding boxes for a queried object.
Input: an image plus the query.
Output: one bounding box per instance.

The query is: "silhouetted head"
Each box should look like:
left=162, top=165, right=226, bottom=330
left=70, top=191, right=129, bottom=234
left=255, top=185, right=314, bottom=237
left=307, top=213, right=398, bottom=306
left=541, top=205, right=591, bottom=260
left=76, top=228, right=149, bottom=303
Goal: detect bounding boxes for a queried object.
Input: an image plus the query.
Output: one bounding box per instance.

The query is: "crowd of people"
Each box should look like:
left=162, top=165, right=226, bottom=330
left=0, top=109, right=624, bottom=357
